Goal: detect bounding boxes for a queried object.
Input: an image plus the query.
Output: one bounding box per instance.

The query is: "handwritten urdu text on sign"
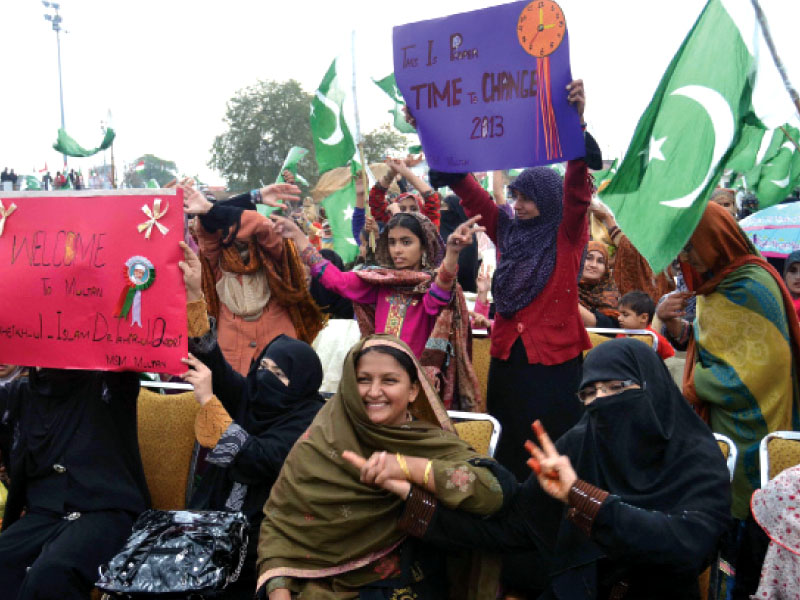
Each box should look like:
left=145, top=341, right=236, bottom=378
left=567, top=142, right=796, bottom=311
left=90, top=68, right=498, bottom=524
left=0, top=190, right=188, bottom=374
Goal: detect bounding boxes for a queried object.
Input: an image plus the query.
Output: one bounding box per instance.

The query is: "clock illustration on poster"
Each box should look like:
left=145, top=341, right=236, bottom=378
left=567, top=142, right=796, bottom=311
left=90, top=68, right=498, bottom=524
left=517, top=0, right=566, bottom=58
left=516, top=0, right=567, bottom=161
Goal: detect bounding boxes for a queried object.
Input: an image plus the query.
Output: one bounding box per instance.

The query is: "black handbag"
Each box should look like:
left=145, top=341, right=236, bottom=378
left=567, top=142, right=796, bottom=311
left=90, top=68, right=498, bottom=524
left=96, top=509, right=248, bottom=598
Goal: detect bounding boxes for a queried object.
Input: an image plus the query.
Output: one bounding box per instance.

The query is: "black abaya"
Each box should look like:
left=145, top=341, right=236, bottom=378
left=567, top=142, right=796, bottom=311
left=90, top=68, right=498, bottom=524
left=414, top=339, right=732, bottom=599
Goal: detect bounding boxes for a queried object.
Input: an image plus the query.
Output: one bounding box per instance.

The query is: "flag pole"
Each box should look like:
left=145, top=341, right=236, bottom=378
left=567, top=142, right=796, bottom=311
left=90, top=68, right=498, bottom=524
left=750, top=0, right=800, bottom=119
left=351, top=29, right=375, bottom=251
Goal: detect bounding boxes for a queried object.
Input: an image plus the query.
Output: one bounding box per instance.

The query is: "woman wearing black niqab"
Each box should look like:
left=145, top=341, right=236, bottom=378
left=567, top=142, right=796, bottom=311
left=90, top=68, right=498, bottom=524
left=393, top=338, right=732, bottom=599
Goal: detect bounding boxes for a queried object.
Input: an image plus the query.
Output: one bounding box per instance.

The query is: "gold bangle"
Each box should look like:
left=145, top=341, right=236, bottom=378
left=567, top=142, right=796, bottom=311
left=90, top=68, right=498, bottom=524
left=423, top=460, right=433, bottom=486
left=396, top=453, right=412, bottom=480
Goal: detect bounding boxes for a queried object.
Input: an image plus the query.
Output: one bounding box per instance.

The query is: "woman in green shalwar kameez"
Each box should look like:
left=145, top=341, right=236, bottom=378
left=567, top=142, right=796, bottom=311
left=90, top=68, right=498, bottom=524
left=257, top=335, right=508, bottom=599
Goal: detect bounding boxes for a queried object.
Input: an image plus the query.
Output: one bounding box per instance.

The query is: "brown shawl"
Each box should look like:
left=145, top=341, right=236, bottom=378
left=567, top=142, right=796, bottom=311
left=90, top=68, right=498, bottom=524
left=200, top=237, right=326, bottom=345
left=579, top=240, right=621, bottom=318
left=611, top=230, right=676, bottom=302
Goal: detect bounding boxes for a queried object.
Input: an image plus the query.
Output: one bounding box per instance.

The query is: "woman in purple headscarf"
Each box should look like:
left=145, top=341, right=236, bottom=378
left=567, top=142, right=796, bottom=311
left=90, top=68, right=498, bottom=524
left=426, top=80, right=601, bottom=481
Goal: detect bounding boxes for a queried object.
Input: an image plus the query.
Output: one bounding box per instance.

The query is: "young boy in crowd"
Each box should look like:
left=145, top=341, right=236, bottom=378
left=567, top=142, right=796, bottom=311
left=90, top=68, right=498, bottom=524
left=617, top=290, right=675, bottom=360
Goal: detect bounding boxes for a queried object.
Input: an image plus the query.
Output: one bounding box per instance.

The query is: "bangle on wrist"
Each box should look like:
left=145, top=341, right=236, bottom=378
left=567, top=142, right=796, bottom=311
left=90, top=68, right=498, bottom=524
left=423, top=460, right=433, bottom=486
left=396, top=453, right=412, bottom=480
left=250, top=189, right=262, bottom=205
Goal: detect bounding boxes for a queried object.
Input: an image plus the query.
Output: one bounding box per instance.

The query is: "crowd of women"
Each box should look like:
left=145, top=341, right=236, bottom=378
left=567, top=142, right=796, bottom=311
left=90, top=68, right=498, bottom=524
left=0, top=79, right=799, bottom=600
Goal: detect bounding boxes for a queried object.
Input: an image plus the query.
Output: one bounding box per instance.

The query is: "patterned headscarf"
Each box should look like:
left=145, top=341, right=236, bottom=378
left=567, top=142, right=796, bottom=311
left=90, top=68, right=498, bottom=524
left=493, top=167, right=563, bottom=318
left=579, top=240, right=620, bottom=316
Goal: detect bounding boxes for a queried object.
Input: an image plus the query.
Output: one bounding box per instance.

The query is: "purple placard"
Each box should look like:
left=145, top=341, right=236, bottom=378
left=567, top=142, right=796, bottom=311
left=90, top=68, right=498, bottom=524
left=393, top=0, right=583, bottom=172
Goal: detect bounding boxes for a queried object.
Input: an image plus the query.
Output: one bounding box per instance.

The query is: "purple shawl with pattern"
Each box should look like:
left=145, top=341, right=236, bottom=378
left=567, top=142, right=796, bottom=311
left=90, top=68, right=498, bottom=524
left=493, top=167, right=563, bottom=318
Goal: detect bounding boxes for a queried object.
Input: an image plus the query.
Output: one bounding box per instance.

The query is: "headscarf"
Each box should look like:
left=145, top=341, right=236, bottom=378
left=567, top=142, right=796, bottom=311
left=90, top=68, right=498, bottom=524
left=681, top=202, right=800, bottom=414
left=494, top=167, right=563, bottom=318
left=578, top=240, right=620, bottom=317
left=353, top=213, right=482, bottom=411
left=257, top=335, right=486, bottom=590
left=547, top=338, right=731, bottom=594
left=751, top=464, right=800, bottom=599
left=190, top=335, right=324, bottom=524
left=440, top=195, right=480, bottom=293
left=242, top=334, right=324, bottom=433
left=199, top=221, right=327, bottom=345
left=310, top=249, right=355, bottom=319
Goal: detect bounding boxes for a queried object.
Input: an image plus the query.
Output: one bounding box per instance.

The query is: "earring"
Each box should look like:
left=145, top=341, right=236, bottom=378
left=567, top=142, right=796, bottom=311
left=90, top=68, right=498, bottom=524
left=421, top=253, right=429, bottom=269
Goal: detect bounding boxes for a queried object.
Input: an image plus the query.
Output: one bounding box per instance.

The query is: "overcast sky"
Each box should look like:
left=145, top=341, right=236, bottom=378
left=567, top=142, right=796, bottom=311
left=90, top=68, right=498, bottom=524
left=1, top=0, right=798, bottom=185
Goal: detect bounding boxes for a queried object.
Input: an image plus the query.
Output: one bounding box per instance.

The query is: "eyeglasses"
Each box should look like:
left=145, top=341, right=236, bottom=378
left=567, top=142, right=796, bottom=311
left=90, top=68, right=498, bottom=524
left=577, top=380, right=638, bottom=404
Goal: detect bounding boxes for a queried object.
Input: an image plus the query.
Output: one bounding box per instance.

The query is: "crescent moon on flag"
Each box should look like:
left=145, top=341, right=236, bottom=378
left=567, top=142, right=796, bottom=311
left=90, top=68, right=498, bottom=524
left=315, top=91, right=344, bottom=146
left=660, top=85, right=735, bottom=208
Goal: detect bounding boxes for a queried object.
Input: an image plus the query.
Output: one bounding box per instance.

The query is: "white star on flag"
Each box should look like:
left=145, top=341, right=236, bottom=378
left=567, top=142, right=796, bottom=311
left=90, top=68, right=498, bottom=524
left=649, top=136, right=667, bottom=163
left=343, top=206, right=354, bottom=221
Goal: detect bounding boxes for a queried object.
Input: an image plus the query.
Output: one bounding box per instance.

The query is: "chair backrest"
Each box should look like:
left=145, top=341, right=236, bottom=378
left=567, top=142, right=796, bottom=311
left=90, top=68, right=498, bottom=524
left=713, top=433, right=737, bottom=482
left=759, top=431, right=800, bottom=488
left=137, top=382, right=198, bottom=510
left=470, top=334, right=491, bottom=403
left=585, top=328, right=658, bottom=356
left=448, top=410, right=502, bottom=457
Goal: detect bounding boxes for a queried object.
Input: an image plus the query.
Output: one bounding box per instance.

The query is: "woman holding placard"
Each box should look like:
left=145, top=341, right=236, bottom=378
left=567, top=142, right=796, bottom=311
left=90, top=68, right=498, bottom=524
left=423, top=80, right=600, bottom=480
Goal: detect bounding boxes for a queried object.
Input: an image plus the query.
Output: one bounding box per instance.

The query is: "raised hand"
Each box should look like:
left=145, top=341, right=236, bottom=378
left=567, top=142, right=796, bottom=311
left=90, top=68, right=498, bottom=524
left=402, top=105, right=417, bottom=129
left=258, top=183, right=301, bottom=209
left=476, top=264, right=492, bottom=296
left=270, top=215, right=310, bottom=252
left=180, top=353, right=214, bottom=406
left=446, top=215, right=485, bottom=254
left=342, top=450, right=411, bottom=499
left=182, top=186, right=213, bottom=215
left=525, top=420, right=577, bottom=503
left=178, top=241, right=203, bottom=301
left=566, top=79, right=585, bottom=119
left=404, top=154, right=424, bottom=169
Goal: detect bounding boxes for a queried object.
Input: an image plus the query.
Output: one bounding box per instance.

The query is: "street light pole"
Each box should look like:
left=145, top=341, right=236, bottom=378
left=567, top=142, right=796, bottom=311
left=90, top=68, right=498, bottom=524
left=43, top=1, right=67, bottom=168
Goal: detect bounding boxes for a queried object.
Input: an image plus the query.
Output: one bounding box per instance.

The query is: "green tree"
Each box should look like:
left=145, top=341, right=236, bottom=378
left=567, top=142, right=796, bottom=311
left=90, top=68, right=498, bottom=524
left=360, top=124, right=410, bottom=164
left=210, top=79, right=316, bottom=192
left=123, top=154, right=177, bottom=188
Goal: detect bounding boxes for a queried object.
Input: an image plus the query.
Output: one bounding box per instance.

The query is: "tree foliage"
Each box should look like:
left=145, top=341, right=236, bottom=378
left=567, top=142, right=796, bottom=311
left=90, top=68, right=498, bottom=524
left=210, top=79, right=316, bottom=192
left=360, top=124, right=410, bottom=165
left=123, top=154, right=177, bottom=188
left=209, top=78, right=412, bottom=191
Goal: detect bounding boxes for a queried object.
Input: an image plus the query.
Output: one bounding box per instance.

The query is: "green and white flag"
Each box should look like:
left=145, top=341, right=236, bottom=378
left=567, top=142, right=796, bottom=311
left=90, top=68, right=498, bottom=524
left=601, top=0, right=798, bottom=273
left=592, top=159, right=618, bottom=188
left=24, top=175, right=41, bottom=190
left=752, top=127, right=800, bottom=208
left=53, top=128, right=115, bottom=158
left=276, top=146, right=310, bottom=186
left=322, top=173, right=358, bottom=263
left=373, top=74, right=417, bottom=134
left=311, top=59, right=356, bottom=175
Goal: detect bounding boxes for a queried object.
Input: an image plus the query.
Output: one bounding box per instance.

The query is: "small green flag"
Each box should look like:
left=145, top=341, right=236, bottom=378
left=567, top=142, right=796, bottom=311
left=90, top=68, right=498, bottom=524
left=592, top=159, right=618, bottom=187
left=373, top=74, right=417, bottom=134
left=146, top=179, right=160, bottom=189
left=53, top=128, right=115, bottom=158
left=24, top=175, right=41, bottom=190
left=276, top=146, right=310, bottom=186
left=752, top=127, right=800, bottom=208
left=601, top=0, right=760, bottom=273
left=322, top=177, right=359, bottom=263
left=311, top=59, right=356, bottom=175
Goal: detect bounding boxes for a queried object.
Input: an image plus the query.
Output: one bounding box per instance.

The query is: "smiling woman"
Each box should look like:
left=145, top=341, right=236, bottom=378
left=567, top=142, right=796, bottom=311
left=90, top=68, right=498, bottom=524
left=256, top=334, right=510, bottom=600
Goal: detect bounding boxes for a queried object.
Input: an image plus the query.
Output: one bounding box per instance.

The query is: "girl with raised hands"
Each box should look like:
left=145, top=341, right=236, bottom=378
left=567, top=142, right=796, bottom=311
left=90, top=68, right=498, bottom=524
left=271, top=210, right=485, bottom=411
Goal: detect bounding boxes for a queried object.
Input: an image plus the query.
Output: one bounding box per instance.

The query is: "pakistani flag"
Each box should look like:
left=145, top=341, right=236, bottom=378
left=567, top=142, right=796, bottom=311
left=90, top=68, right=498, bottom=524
left=601, top=0, right=795, bottom=272
left=743, top=126, right=800, bottom=208
left=276, top=146, right=310, bottom=186
left=322, top=176, right=358, bottom=263
left=24, top=175, right=41, bottom=190
left=592, top=159, right=618, bottom=188
left=311, top=60, right=356, bottom=175
left=53, top=128, right=115, bottom=158
left=373, top=74, right=417, bottom=134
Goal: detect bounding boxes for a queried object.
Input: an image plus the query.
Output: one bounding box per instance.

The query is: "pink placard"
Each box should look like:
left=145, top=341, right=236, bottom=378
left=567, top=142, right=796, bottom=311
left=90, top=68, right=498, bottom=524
left=0, top=190, right=188, bottom=374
